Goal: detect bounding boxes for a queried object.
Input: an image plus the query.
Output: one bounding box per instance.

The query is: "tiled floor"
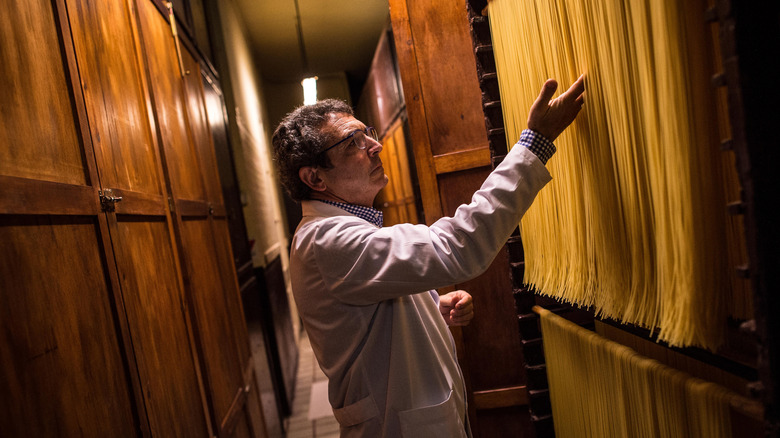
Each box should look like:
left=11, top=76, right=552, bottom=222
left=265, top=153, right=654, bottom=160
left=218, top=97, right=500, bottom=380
left=284, top=333, right=340, bottom=438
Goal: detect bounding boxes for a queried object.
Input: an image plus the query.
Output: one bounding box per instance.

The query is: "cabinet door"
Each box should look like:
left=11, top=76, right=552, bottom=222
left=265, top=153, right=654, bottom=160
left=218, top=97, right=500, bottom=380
left=0, top=0, right=140, bottom=436
left=202, top=73, right=273, bottom=438
left=182, top=44, right=262, bottom=438
left=0, top=215, right=141, bottom=437
left=135, top=0, right=205, bottom=204
left=201, top=73, right=254, bottom=367
left=110, top=216, right=210, bottom=437
left=135, top=1, right=251, bottom=435
left=66, top=0, right=210, bottom=436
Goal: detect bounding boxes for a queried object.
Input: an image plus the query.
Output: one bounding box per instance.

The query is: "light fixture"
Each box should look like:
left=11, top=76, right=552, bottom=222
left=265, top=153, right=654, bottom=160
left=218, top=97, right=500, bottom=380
left=302, top=76, right=318, bottom=105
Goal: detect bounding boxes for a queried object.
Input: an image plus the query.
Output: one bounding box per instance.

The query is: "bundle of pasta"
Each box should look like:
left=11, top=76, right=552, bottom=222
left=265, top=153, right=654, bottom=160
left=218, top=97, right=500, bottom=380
left=487, top=0, right=747, bottom=349
left=537, top=307, right=752, bottom=437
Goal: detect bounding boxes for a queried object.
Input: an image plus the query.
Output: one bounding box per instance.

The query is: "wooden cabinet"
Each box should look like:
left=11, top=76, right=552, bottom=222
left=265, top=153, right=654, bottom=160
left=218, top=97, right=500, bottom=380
left=389, top=0, right=532, bottom=436
left=0, top=0, right=265, bottom=436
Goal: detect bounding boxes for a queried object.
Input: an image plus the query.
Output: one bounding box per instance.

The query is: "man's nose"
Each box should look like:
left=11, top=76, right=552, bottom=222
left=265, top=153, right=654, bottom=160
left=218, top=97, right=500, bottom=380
left=366, top=137, right=383, bottom=156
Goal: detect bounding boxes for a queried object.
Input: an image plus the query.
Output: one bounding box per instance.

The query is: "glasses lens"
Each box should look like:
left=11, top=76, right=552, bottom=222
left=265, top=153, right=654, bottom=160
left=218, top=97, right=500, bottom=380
left=337, top=128, right=377, bottom=152
left=353, top=131, right=367, bottom=150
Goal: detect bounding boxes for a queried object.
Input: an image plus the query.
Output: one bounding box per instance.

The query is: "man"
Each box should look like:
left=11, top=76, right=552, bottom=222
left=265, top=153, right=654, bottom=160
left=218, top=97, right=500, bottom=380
left=272, top=75, right=585, bottom=437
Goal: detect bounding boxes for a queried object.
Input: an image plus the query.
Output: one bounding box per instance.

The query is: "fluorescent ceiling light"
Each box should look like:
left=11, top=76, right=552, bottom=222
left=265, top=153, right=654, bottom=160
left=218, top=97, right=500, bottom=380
left=302, top=76, right=318, bottom=105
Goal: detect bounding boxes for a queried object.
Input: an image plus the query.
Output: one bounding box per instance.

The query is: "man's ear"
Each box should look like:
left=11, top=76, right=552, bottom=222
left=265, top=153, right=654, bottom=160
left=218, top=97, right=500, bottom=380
left=299, top=166, right=327, bottom=192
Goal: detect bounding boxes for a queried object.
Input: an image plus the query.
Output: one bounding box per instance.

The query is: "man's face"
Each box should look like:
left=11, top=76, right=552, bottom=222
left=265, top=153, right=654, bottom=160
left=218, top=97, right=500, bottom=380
left=316, top=113, right=388, bottom=207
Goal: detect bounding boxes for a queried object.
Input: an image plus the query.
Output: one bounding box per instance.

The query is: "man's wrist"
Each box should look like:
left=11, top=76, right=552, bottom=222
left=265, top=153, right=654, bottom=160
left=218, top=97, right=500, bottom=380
left=519, top=129, right=556, bottom=164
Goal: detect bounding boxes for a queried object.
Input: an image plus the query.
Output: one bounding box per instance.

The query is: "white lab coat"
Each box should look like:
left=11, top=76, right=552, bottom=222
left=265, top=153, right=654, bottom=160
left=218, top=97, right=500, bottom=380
left=290, top=144, right=552, bottom=437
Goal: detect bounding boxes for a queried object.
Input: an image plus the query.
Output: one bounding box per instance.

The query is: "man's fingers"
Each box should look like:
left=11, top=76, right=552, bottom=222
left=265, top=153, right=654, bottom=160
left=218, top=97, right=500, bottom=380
left=562, top=74, right=586, bottom=102
left=558, top=75, right=585, bottom=105
left=533, top=79, right=559, bottom=109
left=455, top=299, right=472, bottom=310
left=451, top=309, right=472, bottom=321
left=451, top=290, right=471, bottom=305
left=451, top=297, right=472, bottom=314
left=454, top=294, right=472, bottom=310
left=526, top=74, right=586, bottom=141
left=449, top=309, right=475, bottom=325
left=442, top=290, right=473, bottom=326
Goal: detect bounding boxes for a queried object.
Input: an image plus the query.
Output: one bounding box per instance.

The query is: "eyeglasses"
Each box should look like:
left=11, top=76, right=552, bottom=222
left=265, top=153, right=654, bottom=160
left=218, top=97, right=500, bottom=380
left=320, top=127, right=379, bottom=154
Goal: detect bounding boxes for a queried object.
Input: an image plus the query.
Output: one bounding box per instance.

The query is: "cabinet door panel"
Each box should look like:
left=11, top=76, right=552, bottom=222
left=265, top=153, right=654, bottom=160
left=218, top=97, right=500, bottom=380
left=202, top=76, right=253, bottom=271
left=136, top=0, right=205, bottom=202
left=405, top=0, right=487, bottom=155
left=181, top=50, right=224, bottom=206
left=212, top=218, right=252, bottom=364
left=0, top=0, right=85, bottom=185
left=180, top=218, right=245, bottom=425
left=113, top=216, right=208, bottom=437
left=0, top=216, right=138, bottom=436
left=65, top=0, right=163, bottom=194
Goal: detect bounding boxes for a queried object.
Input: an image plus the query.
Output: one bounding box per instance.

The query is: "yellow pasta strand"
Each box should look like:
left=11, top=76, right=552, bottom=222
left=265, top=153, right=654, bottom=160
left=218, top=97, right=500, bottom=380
left=487, top=0, right=747, bottom=349
left=538, top=307, right=757, bottom=438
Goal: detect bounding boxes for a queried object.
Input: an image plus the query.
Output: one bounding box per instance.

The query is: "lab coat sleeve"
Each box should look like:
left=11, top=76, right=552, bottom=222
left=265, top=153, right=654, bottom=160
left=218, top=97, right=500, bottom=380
left=309, top=145, right=552, bottom=305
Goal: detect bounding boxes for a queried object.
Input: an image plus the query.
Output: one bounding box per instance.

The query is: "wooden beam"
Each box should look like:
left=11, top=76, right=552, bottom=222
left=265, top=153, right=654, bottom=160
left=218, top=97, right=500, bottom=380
left=388, top=0, right=442, bottom=223
left=472, top=385, right=529, bottom=410
left=0, top=175, right=99, bottom=216
left=111, top=188, right=167, bottom=216
left=433, top=147, right=491, bottom=175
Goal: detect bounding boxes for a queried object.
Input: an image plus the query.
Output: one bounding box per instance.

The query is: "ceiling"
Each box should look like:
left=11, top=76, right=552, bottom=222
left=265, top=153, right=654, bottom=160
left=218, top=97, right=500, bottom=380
left=233, top=0, right=391, bottom=88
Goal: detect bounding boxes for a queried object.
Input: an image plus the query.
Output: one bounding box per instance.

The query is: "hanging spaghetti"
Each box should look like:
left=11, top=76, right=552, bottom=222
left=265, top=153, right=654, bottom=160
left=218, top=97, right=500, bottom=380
left=487, top=0, right=746, bottom=349
left=537, top=307, right=757, bottom=437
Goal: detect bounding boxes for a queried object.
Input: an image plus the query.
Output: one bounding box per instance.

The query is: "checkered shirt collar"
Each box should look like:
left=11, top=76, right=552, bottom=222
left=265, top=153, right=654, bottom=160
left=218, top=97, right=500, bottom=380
left=316, top=199, right=384, bottom=227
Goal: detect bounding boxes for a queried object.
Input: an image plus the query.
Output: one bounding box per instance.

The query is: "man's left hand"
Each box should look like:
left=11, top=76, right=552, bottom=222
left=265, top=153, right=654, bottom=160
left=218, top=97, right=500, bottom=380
left=439, top=290, right=474, bottom=327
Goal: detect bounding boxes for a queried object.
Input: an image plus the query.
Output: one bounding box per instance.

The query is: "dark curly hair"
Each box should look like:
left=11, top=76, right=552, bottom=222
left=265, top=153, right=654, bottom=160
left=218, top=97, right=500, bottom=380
left=272, top=99, right=354, bottom=201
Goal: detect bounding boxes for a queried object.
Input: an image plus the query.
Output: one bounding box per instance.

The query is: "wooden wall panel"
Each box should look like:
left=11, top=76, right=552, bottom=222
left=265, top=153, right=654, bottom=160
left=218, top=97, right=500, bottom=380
left=0, top=216, right=138, bottom=437
left=113, top=217, right=209, bottom=437
left=0, top=0, right=85, bottom=185
left=389, top=0, right=441, bottom=221
left=65, top=0, right=162, bottom=194
left=376, top=130, right=402, bottom=225
left=181, top=50, right=225, bottom=207
left=175, top=23, right=262, bottom=436
left=438, top=169, right=526, bottom=390
left=392, top=125, right=419, bottom=223
left=473, top=405, right=534, bottom=438
left=180, top=218, right=245, bottom=428
left=202, top=75, right=253, bottom=269
left=356, top=29, right=403, bottom=137
left=375, top=119, right=418, bottom=226
left=404, top=1, right=487, bottom=156
left=135, top=0, right=205, bottom=202
left=212, top=218, right=253, bottom=365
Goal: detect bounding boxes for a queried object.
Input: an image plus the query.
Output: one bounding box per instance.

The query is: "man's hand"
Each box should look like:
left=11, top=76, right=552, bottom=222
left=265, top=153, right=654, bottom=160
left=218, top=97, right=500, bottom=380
left=527, top=74, right=586, bottom=142
left=439, top=290, right=474, bottom=327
